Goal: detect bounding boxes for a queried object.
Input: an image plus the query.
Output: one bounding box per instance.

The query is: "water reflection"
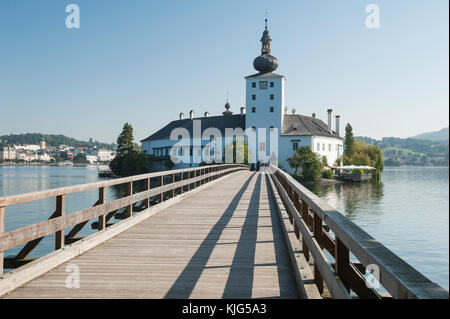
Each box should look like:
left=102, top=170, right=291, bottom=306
left=305, top=167, right=449, bottom=291
left=306, top=180, right=384, bottom=221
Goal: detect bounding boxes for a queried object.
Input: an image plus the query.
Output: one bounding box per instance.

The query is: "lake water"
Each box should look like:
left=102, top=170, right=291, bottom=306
left=0, top=166, right=448, bottom=291
left=306, top=166, right=449, bottom=291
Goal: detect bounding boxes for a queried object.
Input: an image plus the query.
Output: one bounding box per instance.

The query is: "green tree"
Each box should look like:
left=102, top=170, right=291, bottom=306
left=287, top=146, right=322, bottom=182
left=109, top=123, right=155, bottom=177
left=346, top=140, right=384, bottom=181
left=73, top=153, right=89, bottom=164
left=60, top=151, right=69, bottom=161
left=287, top=146, right=311, bottom=175
left=344, top=123, right=355, bottom=163
left=116, top=123, right=135, bottom=156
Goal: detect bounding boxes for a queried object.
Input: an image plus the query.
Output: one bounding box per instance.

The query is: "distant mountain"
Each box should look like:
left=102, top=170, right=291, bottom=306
left=411, top=127, right=449, bottom=141
left=0, top=133, right=115, bottom=149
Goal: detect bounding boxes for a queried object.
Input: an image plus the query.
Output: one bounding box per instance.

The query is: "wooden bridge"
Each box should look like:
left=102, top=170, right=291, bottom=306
left=0, top=164, right=448, bottom=299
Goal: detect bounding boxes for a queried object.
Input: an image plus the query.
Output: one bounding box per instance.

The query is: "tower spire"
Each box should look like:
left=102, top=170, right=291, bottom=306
left=253, top=14, right=279, bottom=73
left=260, top=15, right=272, bottom=54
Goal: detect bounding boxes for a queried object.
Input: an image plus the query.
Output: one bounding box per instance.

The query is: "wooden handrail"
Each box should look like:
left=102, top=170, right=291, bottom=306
left=267, top=165, right=448, bottom=299
left=0, top=164, right=248, bottom=274
left=0, top=165, right=245, bottom=207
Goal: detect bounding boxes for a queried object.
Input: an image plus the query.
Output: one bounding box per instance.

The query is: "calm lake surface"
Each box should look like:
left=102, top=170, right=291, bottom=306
left=307, top=166, right=449, bottom=291
left=0, top=166, right=448, bottom=291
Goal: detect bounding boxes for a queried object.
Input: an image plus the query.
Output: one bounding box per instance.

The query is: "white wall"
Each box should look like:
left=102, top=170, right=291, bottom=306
left=312, top=136, right=344, bottom=166
left=245, top=75, right=285, bottom=163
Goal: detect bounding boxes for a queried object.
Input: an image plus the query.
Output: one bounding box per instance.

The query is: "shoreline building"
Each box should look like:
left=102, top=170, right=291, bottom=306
left=141, top=19, right=343, bottom=173
left=0, top=146, right=16, bottom=162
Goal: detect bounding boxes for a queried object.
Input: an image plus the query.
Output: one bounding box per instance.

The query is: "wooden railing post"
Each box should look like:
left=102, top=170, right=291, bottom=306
left=98, top=187, right=106, bottom=231
left=335, top=237, right=350, bottom=292
left=0, top=206, right=5, bottom=274
left=171, top=173, right=175, bottom=198
left=55, top=195, right=65, bottom=250
left=143, top=178, right=150, bottom=209
left=186, top=172, right=190, bottom=191
left=301, top=199, right=310, bottom=261
left=125, top=182, right=133, bottom=217
left=313, top=212, right=324, bottom=294
left=195, top=169, right=198, bottom=188
left=293, top=192, right=300, bottom=239
left=158, top=176, right=164, bottom=202
left=180, top=172, right=184, bottom=194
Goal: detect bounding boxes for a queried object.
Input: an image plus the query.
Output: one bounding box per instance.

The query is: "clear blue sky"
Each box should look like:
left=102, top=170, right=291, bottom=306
left=0, top=0, right=448, bottom=143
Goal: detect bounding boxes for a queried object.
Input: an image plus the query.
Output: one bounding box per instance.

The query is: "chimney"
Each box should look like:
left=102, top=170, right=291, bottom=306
left=284, top=106, right=288, bottom=114
left=292, top=108, right=296, bottom=115
left=327, top=109, right=333, bottom=133
left=204, top=111, right=209, bottom=117
left=189, top=110, right=195, bottom=119
left=240, top=107, right=245, bottom=115
left=335, top=115, right=340, bottom=135
left=312, top=113, right=316, bottom=118
left=179, top=112, right=185, bottom=120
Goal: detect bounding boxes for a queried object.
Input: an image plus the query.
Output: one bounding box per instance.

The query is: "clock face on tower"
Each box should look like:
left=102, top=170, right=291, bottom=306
left=259, top=81, right=268, bottom=90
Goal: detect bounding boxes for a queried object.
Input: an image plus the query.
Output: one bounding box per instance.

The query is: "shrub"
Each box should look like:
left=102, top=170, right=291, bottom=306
left=322, top=169, right=334, bottom=179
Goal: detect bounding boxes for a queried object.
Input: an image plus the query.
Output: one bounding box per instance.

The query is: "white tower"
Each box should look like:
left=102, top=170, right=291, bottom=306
left=245, top=18, right=285, bottom=163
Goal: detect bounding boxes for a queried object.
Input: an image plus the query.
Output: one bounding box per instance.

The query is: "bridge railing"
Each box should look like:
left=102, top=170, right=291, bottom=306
left=268, top=165, right=448, bottom=299
left=0, top=164, right=248, bottom=275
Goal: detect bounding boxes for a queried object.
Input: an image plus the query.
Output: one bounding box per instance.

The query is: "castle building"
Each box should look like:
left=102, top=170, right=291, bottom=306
left=141, top=19, right=344, bottom=173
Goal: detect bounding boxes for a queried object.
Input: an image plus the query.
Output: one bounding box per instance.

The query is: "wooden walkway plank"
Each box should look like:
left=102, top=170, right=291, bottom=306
left=3, top=171, right=299, bottom=299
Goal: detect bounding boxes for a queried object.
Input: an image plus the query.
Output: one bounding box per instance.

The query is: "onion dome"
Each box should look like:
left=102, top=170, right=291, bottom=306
left=222, top=100, right=233, bottom=115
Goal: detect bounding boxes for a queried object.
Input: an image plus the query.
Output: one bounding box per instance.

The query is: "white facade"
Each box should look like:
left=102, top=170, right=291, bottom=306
left=37, top=153, right=53, bottom=162
left=14, top=144, right=40, bottom=151
left=95, top=149, right=116, bottom=162
left=312, top=136, right=343, bottom=166
left=85, top=155, right=98, bottom=164
left=0, top=147, right=16, bottom=161
left=245, top=75, right=285, bottom=135
left=16, top=152, right=37, bottom=162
